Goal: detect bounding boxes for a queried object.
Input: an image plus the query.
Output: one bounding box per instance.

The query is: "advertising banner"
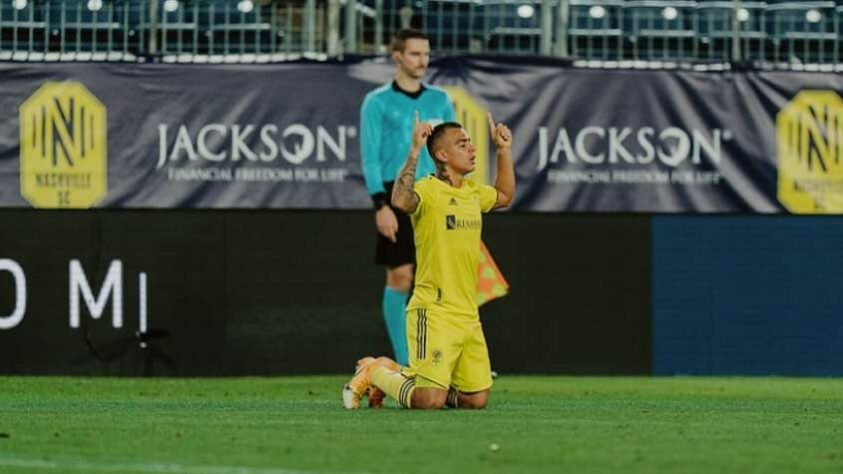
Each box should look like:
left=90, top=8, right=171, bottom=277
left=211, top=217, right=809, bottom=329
left=1, top=59, right=842, bottom=213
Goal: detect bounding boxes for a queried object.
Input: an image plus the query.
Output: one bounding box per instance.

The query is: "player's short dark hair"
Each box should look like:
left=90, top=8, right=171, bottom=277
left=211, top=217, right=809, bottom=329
left=427, top=122, right=464, bottom=164
left=391, top=29, right=429, bottom=52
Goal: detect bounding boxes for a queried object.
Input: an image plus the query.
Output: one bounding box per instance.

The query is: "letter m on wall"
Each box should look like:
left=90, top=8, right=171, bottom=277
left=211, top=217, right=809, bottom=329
left=69, top=260, right=123, bottom=329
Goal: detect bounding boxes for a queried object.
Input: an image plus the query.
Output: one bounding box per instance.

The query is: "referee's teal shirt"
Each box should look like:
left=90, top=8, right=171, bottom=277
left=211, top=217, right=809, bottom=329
left=360, top=81, right=456, bottom=197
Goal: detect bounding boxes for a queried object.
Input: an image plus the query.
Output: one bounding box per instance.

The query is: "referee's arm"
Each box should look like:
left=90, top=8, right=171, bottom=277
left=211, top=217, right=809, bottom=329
left=360, top=95, right=386, bottom=200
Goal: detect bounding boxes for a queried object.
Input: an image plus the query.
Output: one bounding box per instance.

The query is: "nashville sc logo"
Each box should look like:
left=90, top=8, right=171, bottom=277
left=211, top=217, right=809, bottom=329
left=777, top=90, right=843, bottom=213
left=446, top=214, right=481, bottom=231
left=19, top=82, right=107, bottom=208
left=443, top=87, right=490, bottom=185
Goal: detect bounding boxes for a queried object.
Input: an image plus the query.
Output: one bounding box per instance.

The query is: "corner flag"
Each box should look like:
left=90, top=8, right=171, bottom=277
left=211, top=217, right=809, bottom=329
left=476, top=241, right=509, bottom=307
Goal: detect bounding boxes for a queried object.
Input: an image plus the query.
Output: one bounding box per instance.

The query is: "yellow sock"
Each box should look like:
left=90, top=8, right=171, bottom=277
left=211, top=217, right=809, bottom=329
left=371, top=366, right=415, bottom=408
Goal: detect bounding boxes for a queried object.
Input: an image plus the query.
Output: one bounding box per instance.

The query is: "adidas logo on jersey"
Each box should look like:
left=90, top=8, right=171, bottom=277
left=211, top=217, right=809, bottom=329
left=448, top=197, right=458, bottom=206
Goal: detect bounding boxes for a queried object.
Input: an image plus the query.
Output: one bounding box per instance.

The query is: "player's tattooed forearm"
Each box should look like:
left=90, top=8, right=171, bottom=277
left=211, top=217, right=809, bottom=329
left=392, top=154, right=420, bottom=212
left=395, top=154, right=418, bottom=195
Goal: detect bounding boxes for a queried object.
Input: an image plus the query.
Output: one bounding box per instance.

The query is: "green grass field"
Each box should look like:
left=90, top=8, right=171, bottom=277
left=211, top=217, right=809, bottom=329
left=0, top=376, right=841, bottom=474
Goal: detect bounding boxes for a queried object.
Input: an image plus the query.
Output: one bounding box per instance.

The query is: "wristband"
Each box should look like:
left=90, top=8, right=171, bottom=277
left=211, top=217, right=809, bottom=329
left=372, top=192, right=388, bottom=211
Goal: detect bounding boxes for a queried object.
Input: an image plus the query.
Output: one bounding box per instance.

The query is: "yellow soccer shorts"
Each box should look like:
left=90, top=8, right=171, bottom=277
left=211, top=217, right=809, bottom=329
left=402, top=307, right=493, bottom=393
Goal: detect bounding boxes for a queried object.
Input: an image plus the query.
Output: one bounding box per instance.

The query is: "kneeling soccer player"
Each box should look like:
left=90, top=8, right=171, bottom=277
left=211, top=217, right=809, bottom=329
left=343, top=111, right=515, bottom=409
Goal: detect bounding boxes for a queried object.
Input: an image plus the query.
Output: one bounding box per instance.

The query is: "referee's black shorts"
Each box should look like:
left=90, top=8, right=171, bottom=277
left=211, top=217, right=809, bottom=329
left=375, top=181, right=416, bottom=268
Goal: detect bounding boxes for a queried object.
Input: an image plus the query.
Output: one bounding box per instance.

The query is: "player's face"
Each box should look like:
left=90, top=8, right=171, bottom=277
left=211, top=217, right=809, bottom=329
left=394, top=39, right=430, bottom=79
left=441, top=128, right=476, bottom=175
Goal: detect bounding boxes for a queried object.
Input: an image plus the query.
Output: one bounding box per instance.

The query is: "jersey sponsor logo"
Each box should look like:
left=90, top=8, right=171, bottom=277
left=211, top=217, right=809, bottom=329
left=776, top=90, right=843, bottom=213
left=19, top=82, right=108, bottom=208
left=443, top=87, right=490, bottom=185
left=446, top=214, right=481, bottom=230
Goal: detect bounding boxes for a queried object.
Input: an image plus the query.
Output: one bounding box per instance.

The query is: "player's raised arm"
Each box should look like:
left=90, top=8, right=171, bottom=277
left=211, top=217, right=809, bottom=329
left=487, top=112, right=515, bottom=209
left=391, top=111, right=432, bottom=214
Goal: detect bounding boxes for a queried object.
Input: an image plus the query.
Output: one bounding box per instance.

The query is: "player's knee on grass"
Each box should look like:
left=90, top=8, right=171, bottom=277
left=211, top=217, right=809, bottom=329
left=412, top=387, right=448, bottom=409
left=386, top=265, right=414, bottom=292
left=458, top=389, right=489, bottom=409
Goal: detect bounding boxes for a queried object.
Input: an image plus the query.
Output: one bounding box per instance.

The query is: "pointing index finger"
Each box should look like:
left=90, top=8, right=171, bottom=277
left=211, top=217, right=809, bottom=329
left=487, top=112, right=497, bottom=134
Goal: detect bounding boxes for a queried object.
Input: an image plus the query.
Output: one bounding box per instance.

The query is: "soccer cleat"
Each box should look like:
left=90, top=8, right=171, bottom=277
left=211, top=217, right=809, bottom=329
left=342, top=356, right=377, bottom=409
left=364, top=356, right=400, bottom=408
left=342, top=356, right=402, bottom=409
left=371, top=355, right=401, bottom=373
left=368, top=386, right=386, bottom=408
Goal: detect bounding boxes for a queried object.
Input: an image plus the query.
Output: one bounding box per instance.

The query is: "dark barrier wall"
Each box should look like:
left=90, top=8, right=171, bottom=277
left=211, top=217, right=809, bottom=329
left=5, top=209, right=842, bottom=376
left=0, top=210, right=651, bottom=376
left=652, top=216, right=843, bottom=376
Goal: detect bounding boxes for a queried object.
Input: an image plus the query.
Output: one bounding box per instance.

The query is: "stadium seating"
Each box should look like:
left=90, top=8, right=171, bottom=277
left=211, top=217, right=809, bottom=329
left=1, top=0, right=843, bottom=64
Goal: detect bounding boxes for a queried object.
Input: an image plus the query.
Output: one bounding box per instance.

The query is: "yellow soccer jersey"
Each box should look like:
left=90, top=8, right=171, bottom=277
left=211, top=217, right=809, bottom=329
left=407, top=176, right=498, bottom=318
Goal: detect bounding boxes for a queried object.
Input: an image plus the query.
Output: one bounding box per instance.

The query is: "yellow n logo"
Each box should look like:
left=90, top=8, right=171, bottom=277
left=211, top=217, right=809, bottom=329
left=19, top=82, right=107, bottom=208
left=777, top=90, right=843, bottom=213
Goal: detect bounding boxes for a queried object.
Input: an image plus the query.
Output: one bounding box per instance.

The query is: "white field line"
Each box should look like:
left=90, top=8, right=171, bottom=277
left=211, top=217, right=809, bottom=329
left=0, top=457, right=372, bottom=474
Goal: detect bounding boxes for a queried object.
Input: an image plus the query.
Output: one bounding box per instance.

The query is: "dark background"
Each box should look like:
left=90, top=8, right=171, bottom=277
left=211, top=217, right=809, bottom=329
left=0, top=210, right=651, bottom=376
left=4, top=210, right=842, bottom=376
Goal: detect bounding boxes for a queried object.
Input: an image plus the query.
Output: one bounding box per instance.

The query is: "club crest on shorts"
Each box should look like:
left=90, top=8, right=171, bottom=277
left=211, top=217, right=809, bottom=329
left=432, top=349, right=443, bottom=365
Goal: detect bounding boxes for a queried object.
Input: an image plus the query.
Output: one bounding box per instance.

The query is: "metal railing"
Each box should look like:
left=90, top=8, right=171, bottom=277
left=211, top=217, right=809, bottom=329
left=0, top=0, right=328, bottom=61
left=1, top=0, right=843, bottom=66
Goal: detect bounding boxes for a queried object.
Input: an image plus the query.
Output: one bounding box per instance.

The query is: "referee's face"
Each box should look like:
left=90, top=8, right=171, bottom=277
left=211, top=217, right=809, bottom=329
left=395, top=39, right=430, bottom=80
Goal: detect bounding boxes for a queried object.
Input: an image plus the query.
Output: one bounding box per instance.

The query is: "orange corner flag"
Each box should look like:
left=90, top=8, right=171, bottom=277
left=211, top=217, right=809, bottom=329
left=476, top=240, right=509, bottom=307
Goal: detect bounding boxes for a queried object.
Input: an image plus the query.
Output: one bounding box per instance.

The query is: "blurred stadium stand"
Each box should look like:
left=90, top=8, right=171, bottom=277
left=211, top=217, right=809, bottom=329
left=2, top=1, right=843, bottom=65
